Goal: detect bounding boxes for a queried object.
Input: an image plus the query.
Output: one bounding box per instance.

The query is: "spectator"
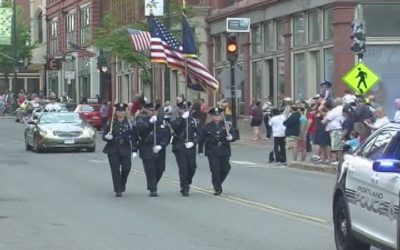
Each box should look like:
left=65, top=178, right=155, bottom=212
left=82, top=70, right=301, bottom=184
left=322, top=98, right=344, bottom=165
left=306, top=98, right=319, bottom=161
left=100, top=100, right=110, bottom=131
left=0, top=95, right=5, bottom=116
left=353, top=96, right=373, bottom=142
left=341, top=106, right=356, bottom=142
left=283, top=105, right=301, bottom=162
left=269, top=108, right=286, bottom=164
left=130, top=94, right=142, bottom=117
left=262, top=97, right=273, bottom=139
left=344, top=131, right=360, bottom=152
left=342, top=89, right=356, bottom=105
left=315, top=102, right=331, bottom=164
left=297, top=106, right=308, bottom=162
left=367, top=95, right=380, bottom=110
left=363, top=107, right=390, bottom=131
left=250, top=101, right=263, bottom=140
left=394, top=99, right=400, bottom=122
left=17, top=93, right=25, bottom=106
left=319, top=80, right=333, bottom=106
left=219, top=98, right=232, bottom=122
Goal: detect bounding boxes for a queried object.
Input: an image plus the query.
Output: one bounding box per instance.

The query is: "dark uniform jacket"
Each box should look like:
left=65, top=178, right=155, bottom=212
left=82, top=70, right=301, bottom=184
left=135, top=116, right=171, bottom=159
left=170, top=117, right=201, bottom=152
left=200, top=121, right=236, bottom=156
left=102, top=118, right=137, bottom=156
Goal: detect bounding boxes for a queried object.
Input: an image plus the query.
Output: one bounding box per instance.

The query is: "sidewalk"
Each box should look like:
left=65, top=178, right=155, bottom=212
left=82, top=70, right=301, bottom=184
left=235, top=117, right=336, bottom=175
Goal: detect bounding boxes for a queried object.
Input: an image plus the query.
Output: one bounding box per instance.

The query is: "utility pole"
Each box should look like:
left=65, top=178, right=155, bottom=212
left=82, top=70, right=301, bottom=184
left=226, top=34, right=238, bottom=129
left=12, top=0, right=17, bottom=97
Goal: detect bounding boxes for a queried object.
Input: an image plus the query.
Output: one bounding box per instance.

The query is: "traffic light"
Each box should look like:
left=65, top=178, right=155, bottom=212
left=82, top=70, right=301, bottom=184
left=350, top=20, right=366, bottom=55
left=226, top=34, right=238, bottom=62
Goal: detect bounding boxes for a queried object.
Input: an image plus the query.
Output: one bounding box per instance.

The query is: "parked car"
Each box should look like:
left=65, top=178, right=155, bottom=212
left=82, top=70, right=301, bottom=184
left=25, top=112, right=96, bottom=153
left=74, top=104, right=101, bottom=130
left=333, top=122, right=400, bottom=250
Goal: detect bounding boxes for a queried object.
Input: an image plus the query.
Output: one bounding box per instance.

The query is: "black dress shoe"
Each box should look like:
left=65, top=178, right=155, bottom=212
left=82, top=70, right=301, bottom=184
left=115, top=192, right=122, bottom=197
left=214, top=190, right=222, bottom=196
left=149, top=191, right=158, bottom=197
left=181, top=191, right=189, bottom=197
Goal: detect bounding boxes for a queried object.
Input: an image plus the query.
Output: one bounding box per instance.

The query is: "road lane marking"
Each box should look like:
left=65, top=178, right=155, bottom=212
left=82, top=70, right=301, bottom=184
left=131, top=169, right=331, bottom=230
left=90, top=159, right=330, bottom=229
left=230, top=160, right=257, bottom=166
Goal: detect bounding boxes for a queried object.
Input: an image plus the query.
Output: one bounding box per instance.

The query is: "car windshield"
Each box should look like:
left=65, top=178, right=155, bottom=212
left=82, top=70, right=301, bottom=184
left=39, top=112, right=82, bottom=124
left=80, top=105, right=95, bottom=112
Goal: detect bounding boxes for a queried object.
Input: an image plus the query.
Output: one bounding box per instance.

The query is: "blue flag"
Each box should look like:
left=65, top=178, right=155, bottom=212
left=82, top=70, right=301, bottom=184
left=182, top=14, right=197, bottom=58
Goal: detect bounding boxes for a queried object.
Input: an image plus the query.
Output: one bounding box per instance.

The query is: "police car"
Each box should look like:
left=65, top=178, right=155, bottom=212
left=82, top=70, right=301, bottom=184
left=333, top=122, right=400, bottom=250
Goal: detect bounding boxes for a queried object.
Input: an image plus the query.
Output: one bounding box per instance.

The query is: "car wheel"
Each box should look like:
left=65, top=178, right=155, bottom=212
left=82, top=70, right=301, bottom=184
left=334, top=196, right=370, bottom=250
left=33, top=136, right=43, bottom=153
left=25, top=134, right=32, bottom=151
left=87, top=146, right=95, bottom=152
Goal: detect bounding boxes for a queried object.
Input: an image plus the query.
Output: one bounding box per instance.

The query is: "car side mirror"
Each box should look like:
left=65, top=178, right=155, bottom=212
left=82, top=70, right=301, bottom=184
left=373, top=159, right=400, bottom=173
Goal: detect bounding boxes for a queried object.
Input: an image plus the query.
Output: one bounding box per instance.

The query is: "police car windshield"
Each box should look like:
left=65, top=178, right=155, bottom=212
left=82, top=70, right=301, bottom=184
left=39, top=113, right=82, bottom=124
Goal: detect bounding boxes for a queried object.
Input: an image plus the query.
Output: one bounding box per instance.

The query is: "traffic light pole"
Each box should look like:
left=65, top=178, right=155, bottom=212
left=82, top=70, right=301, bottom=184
left=230, top=60, right=237, bottom=129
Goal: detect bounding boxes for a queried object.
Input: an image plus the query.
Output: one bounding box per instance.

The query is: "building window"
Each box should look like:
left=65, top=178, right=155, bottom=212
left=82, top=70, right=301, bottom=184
left=264, top=21, right=275, bottom=52
left=214, top=34, right=222, bottom=62
left=294, top=53, right=306, bottom=100
left=323, top=9, right=333, bottom=40
left=252, top=61, right=263, bottom=100
left=324, top=48, right=334, bottom=83
left=277, top=57, right=285, bottom=99
left=49, top=19, right=57, bottom=54
left=80, top=7, right=91, bottom=45
left=66, top=13, right=75, bottom=49
left=37, top=11, right=43, bottom=43
left=251, top=24, right=262, bottom=55
left=276, top=20, right=284, bottom=51
left=293, top=14, right=306, bottom=47
left=308, top=10, right=320, bottom=43
left=363, top=4, right=400, bottom=37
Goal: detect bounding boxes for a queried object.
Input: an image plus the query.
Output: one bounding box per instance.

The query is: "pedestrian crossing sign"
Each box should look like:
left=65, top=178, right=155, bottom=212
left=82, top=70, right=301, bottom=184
left=342, top=63, right=380, bottom=95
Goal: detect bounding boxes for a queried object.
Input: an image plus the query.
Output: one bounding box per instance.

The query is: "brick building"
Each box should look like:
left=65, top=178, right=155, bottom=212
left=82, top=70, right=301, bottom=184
left=206, top=0, right=400, bottom=116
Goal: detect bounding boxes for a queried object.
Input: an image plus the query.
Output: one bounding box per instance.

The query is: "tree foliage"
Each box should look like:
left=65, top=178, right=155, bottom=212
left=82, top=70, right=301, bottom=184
left=0, top=5, right=34, bottom=80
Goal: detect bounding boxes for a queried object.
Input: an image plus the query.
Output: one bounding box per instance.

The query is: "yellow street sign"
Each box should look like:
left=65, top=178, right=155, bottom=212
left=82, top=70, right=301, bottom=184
left=342, top=63, right=380, bottom=94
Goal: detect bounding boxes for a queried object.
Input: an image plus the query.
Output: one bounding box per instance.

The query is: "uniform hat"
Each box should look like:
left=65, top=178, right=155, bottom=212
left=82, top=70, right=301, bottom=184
left=208, top=107, right=223, bottom=115
left=114, top=102, right=128, bottom=111
left=320, top=80, right=332, bottom=88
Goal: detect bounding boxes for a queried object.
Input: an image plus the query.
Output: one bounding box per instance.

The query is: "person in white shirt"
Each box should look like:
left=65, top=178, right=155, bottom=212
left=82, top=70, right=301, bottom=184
left=45, top=95, right=61, bottom=112
left=342, top=89, right=356, bottom=105
left=364, top=107, right=390, bottom=131
left=394, top=99, right=400, bottom=122
left=322, top=98, right=344, bottom=164
left=269, top=108, right=287, bottom=164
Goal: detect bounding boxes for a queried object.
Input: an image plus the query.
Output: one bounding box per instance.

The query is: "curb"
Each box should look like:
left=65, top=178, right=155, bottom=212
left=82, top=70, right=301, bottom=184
left=288, top=161, right=337, bottom=175
left=0, top=116, right=14, bottom=119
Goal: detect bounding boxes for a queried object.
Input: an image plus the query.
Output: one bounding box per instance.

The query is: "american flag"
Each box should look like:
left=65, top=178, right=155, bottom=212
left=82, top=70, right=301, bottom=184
left=127, top=28, right=151, bottom=52
left=68, top=42, right=96, bottom=60
left=148, top=15, right=219, bottom=92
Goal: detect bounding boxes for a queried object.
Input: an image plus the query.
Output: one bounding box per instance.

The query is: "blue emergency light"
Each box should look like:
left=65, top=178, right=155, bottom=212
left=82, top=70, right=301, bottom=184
left=373, top=159, right=400, bottom=173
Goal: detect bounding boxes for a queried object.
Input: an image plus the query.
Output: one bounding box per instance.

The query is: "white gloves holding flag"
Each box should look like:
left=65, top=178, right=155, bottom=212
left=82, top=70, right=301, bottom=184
left=132, top=152, right=138, bottom=159
left=226, top=134, right=233, bottom=141
left=150, top=115, right=158, bottom=124
left=181, top=111, right=190, bottom=119
left=153, top=145, right=162, bottom=154
left=105, top=133, right=113, bottom=141
left=185, top=142, right=194, bottom=149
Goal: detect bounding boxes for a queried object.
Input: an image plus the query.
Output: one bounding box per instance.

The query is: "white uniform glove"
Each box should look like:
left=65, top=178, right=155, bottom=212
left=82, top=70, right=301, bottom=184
left=132, top=152, right=138, bottom=159
left=181, top=111, right=190, bottom=119
left=153, top=145, right=162, bottom=154
left=185, top=142, right=194, bottom=149
left=149, top=115, right=158, bottom=123
left=104, top=133, right=113, bottom=140
left=226, top=134, right=233, bottom=141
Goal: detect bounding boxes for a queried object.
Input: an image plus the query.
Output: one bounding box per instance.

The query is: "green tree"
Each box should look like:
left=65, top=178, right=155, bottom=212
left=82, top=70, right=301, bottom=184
left=0, top=5, right=34, bottom=82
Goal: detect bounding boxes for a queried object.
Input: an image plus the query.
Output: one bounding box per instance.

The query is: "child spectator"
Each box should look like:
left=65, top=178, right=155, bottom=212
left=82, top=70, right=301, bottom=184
left=344, top=131, right=360, bottom=152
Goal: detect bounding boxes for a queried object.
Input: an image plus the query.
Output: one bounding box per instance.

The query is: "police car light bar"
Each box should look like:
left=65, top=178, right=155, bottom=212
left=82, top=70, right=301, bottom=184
left=373, top=159, right=400, bottom=173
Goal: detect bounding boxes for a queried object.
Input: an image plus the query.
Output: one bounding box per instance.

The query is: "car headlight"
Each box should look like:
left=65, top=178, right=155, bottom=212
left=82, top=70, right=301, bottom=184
left=39, top=129, right=48, bottom=137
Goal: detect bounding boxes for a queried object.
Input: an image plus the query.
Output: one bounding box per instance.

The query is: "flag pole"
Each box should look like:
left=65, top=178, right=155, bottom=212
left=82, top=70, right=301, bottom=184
left=182, top=1, right=189, bottom=143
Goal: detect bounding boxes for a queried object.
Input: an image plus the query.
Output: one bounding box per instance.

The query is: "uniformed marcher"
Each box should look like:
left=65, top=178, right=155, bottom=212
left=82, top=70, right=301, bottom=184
left=200, top=107, right=236, bottom=195
left=170, top=101, right=201, bottom=197
left=135, top=103, right=171, bottom=197
left=103, top=103, right=137, bottom=197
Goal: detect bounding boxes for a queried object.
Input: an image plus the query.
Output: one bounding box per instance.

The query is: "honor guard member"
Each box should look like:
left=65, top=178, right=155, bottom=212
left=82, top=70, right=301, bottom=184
left=170, top=101, right=201, bottom=197
left=103, top=103, right=137, bottom=197
left=200, top=107, right=236, bottom=195
left=135, top=103, right=171, bottom=197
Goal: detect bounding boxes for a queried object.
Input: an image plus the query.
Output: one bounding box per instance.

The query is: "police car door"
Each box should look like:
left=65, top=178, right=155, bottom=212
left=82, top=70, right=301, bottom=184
left=373, top=132, right=400, bottom=249
left=346, top=129, right=396, bottom=238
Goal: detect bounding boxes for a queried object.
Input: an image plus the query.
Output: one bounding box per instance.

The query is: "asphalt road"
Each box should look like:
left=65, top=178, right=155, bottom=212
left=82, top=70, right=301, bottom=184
left=0, top=118, right=337, bottom=250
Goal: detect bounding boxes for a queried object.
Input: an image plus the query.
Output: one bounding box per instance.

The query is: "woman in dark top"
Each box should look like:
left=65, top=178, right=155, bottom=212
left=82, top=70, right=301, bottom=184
left=250, top=101, right=263, bottom=140
left=314, top=103, right=331, bottom=164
